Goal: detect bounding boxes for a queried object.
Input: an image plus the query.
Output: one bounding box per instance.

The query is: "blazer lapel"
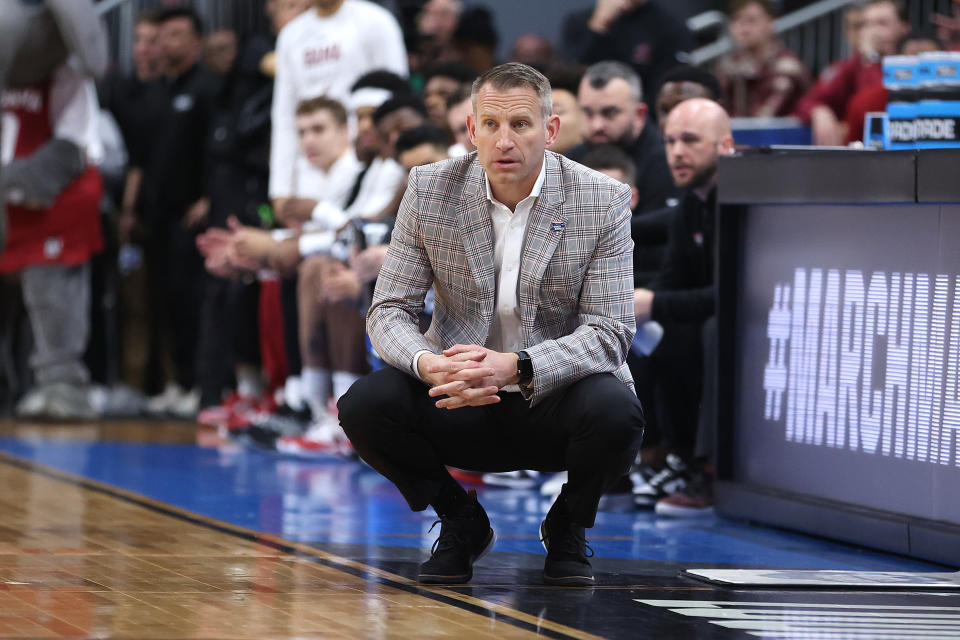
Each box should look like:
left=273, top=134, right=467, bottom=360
left=519, top=153, right=567, bottom=332
left=457, top=160, right=496, bottom=337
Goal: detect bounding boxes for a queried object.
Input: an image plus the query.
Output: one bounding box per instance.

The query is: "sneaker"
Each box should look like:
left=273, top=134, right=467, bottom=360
left=237, top=404, right=312, bottom=449
left=481, top=470, right=541, bottom=489
left=16, top=383, right=98, bottom=421
left=146, top=383, right=185, bottom=416
left=168, top=388, right=200, bottom=420
left=655, top=472, right=714, bottom=517
left=632, top=453, right=688, bottom=508
left=276, top=416, right=353, bottom=458
left=540, top=493, right=595, bottom=587
left=418, top=489, right=496, bottom=584
left=540, top=471, right=568, bottom=499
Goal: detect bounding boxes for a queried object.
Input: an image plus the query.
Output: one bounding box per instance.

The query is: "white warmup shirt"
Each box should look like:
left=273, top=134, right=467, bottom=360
left=269, top=0, right=407, bottom=200
left=412, top=156, right=547, bottom=393
left=297, top=155, right=406, bottom=258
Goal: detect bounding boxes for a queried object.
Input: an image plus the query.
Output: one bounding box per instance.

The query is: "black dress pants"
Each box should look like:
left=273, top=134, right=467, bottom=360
left=338, top=367, right=645, bottom=528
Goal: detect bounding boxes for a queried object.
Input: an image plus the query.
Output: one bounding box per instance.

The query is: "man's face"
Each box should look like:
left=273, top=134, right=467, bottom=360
left=355, top=105, right=381, bottom=162
left=297, top=109, right=348, bottom=170
left=578, top=77, right=644, bottom=147
left=549, top=88, right=583, bottom=153
left=399, top=143, right=449, bottom=171
left=204, top=30, right=238, bottom=75
left=418, top=0, right=460, bottom=42
left=655, top=81, right=713, bottom=129
left=446, top=98, right=475, bottom=151
left=468, top=84, right=559, bottom=194
left=133, top=21, right=162, bottom=77
left=862, top=1, right=909, bottom=57
left=159, top=17, right=201, bottom=71
left=424, top=75, right=461, bottom=126
left=729, top=2, right=774, bottom=51
left=378, top=108, right=427, bottom=159
left=664, top=108, right=726, bottom=190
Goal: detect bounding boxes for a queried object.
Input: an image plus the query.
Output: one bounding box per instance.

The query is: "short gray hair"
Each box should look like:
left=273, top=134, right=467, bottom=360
left=471, top=62, right=553, bottom=122
left=582, top=61, right=643, bottom=103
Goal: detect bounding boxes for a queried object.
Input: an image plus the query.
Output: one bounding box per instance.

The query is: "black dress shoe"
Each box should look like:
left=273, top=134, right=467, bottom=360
left=418, top=490, right=496, bottom=584
left=540, top=501, right=595, bottom=587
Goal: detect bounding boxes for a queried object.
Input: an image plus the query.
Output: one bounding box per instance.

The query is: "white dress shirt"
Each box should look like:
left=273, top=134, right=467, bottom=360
left=413, top=155, right=547, bottom=393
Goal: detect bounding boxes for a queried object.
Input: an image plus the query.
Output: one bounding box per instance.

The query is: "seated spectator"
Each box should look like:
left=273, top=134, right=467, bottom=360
left=453, top=6, right=499, bottom=74
left=560, top=0, right=693, bottom=108
left=445, top=85, right=475, bottom=155
left=844, top=30, right=944, bottom=144
left=566, top=61, right=679, bottom=213
left=794, top=0, right=909, bottom=146
left=715, top=0, right=810, bottom=117
left=278, top=124, right=452, bottom=456
left=633, top=98, right=735, bottom=517
left=548, top=67, right=585, bottom=156
left=932, top=3, right=960, bottom=51
left=655, top=64, right=724, bottom=129
left=204, top=28, right=238, bottom=75
left=421, top=62, right=476, bottom=128
left=413, top=0, right=463, bottom=70
left=509, top=34, right=554, bottom=69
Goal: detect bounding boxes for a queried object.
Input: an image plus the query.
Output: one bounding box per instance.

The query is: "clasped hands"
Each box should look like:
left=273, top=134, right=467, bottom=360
left=418, top=345, right=520, bottom=410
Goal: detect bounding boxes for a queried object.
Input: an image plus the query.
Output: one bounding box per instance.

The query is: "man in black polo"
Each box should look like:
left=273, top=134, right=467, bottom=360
left=564, top=61, right=679, bottom=215
left=136, top=7, right=220, bottom=412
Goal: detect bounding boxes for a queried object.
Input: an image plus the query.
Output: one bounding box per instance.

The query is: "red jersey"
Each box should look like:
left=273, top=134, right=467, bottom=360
left=0, top=79, right=103, bottom=273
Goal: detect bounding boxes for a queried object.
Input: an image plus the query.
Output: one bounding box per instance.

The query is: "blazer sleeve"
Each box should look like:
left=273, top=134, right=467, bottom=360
left=522, top=184, right=636, bottom=404
left=366, top=168, right=436, bottom=375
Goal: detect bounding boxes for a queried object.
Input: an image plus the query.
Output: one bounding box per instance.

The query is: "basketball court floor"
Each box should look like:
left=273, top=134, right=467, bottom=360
left=0, top=419, right=956, bottom=639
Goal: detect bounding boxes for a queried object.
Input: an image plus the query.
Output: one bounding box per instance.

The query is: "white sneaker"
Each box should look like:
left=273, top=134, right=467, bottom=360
left=16, top=383, right=97, bottom=421
left=276, top=415, right=352, bottom=458
left=168, top=388, right=201, bottom=420
left=540, top=471, right=568, bottom=498
left=146, top=383, right=184, bottom=416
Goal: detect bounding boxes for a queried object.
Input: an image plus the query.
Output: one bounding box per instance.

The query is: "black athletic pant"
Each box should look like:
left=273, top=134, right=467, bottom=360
left=338, top=367, right=645, bottom=528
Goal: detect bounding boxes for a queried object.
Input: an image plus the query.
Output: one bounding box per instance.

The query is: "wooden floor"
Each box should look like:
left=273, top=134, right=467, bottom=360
left=0, top=454, right=603, bottom=639
left=0, top=420, right=955, bottom=640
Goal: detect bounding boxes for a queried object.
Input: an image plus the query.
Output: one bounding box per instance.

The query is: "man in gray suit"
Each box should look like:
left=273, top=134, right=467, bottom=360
left=338, top=63, right=644, bottom=587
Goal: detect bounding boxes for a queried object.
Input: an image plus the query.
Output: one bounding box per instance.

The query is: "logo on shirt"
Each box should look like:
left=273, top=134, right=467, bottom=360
left=43, top=237, right=63, bottom=259
left=304, top=45, right=342, bottom=66
left=1, top=89, right=43, bottom=113
left=172, top=94, right=194, bottom=112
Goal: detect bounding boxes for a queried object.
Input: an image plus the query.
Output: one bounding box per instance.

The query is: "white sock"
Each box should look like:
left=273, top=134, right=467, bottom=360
left=302, top=367, right=331, bottom=417
left=284, top=375, right=304, bottom=410
left=236, top=365, right=262, bottom=399
left=332, top=371, right=361, bottom=401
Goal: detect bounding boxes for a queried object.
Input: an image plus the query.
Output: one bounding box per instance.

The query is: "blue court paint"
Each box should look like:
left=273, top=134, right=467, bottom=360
left=0, top=436, right=944, bottom=573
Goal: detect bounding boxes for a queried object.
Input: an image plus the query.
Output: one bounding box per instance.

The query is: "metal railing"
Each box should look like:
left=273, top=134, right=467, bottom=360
left=690, top=0, right=957, bottom=76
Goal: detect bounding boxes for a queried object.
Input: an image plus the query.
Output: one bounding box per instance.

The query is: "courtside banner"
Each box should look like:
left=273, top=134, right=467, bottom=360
left=735, top=203, right=960, bottom=526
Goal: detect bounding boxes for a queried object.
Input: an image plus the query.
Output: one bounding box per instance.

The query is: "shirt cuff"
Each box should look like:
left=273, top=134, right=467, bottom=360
left=311, top=201, right=348, bottom=229
left=297, top=231, right=336, bottom=257
left=412, top=350, right=434, bottom=381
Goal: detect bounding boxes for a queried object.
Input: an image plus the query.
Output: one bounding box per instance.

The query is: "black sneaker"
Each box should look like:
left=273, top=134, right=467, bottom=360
left=631, top=453, right=688, bottom=508
left=418, top=490, right=496, bottom=584
left=540, top=498, right=595, bottom=587
left=236, top=404, right=312, bottom=449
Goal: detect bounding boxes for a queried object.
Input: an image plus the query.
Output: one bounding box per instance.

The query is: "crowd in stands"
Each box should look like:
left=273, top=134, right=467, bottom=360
left=1, top=0, right=957, bottom=518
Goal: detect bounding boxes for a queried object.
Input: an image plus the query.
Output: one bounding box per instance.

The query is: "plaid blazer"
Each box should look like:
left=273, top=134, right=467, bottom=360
left=368, top=150, right=636, bottom=406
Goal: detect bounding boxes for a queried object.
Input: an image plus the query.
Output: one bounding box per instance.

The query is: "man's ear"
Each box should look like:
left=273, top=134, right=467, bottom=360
left=544, top=114, right=561, bottom=148
left=467, top=112, right=478, bottom=147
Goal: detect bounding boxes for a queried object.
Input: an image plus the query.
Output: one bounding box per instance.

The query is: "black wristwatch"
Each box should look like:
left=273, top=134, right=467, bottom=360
left=515, top=350, right=533, bottom=386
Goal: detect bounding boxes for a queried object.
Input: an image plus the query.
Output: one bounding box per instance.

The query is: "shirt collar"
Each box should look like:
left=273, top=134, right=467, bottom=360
left=483, top=153, right=547, bottom=208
